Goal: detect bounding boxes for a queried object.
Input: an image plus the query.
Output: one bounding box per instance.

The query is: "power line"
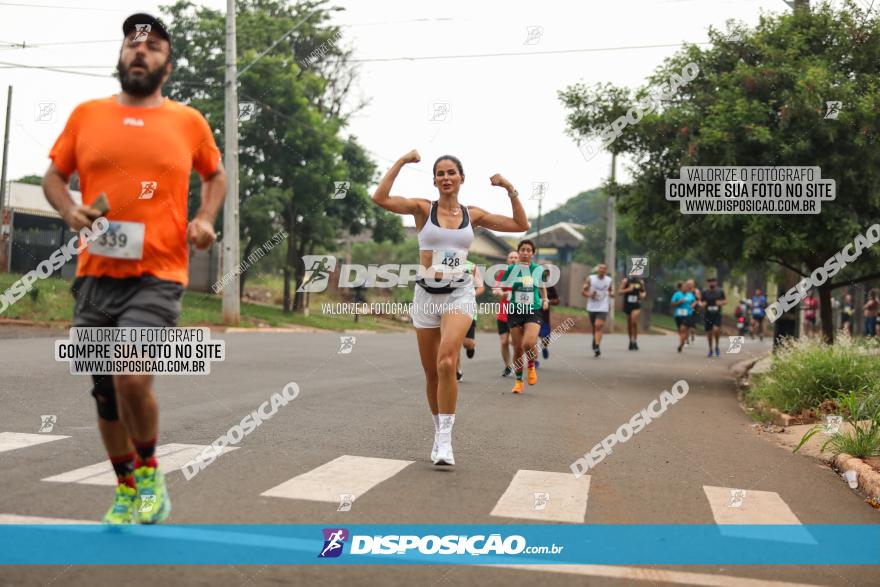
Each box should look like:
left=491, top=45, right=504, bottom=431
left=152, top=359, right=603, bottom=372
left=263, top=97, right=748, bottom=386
left=0, top=61, right=113, bottom=78
left=0, top=39, right=118, bottom=49
left=0, top=62, right=111, bottom=69
left=0, top=1, right=126, bottom=11
left=0, top=17, right=459, bottom=52
left=335, top=16, right=457, bottom=27
left=0, top=40, right=715, bottom=75
left=348, top=42, right=713, bottom=63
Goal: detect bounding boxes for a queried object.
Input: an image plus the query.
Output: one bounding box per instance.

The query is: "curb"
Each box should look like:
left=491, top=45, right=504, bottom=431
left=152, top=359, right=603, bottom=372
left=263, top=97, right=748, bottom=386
left=730, top=355, right=763, bottom=384
left=0, top=318, right=71, bottom=329
left=737, top=355, right=880, bottom=501
left=730, top=354, right=769, bottom=402
left=831, top=453, right=880, bottom=500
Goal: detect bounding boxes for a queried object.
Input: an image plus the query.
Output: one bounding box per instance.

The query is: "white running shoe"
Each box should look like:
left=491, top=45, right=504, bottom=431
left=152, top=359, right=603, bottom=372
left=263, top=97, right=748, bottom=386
left=433, top=432, right=454, bottom=466
left=431, top=432, right=439, bottom=462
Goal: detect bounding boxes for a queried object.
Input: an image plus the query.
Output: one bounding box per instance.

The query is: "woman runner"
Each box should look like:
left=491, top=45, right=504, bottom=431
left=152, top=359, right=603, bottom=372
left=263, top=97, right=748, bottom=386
left=372, top=150, right=528, bottom=465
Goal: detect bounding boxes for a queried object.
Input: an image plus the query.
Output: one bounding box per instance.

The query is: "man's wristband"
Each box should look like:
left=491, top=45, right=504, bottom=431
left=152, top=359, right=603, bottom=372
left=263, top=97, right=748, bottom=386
left=508, top=189, right=519, bottom=199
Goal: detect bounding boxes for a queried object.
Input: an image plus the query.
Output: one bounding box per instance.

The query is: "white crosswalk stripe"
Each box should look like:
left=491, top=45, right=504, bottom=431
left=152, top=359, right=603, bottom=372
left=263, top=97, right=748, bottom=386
left=492, top=564, right=829, bottom=587
left=702, top=485, right=815, bottom=544
left=490, top=469, right=591, bottom=523
left=42, top=443, right=238, bottom=486
left=0, top=514, right=97, bottom=524
left=261, top=455, right=413, bottom=503
left=0, top=432, right=70, bottom=454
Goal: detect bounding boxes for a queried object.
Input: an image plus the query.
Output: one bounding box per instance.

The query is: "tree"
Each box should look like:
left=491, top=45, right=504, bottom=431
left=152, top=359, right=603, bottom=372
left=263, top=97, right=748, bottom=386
left=561, top=1, right=880, bottom=342
left=13, top=175, right=42, bottom=186
left=161, top=0, right=401, bottom=308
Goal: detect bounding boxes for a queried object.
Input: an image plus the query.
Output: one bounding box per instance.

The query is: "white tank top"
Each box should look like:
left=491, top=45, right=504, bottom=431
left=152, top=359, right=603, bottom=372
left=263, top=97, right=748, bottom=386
left=418, top=201, right=474, bottom=277
left=418, top=200, right=474, bottom=251
left=587, top=274, right=613, bottom=312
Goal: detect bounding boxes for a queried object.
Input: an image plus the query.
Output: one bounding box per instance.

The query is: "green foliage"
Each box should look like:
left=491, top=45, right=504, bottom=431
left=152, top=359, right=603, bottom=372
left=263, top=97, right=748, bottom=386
left=560, top=1, right=880, bottom=287
left=0, top=273, right=71, bottom=322
left=0, top=273, right=398, bottom=331
left=13, top=175, right=42, bottom=186
left=794, top=389, right=880, bottom=458
left=160, top=0, right=402, bottom=303
left=748, top=334, right=880, bottom=414
left=533, top=188, right=605, bottom=227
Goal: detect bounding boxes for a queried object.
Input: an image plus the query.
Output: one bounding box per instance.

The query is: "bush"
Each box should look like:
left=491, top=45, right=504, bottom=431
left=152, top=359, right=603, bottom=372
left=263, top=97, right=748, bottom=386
left=794, top=389, right=880, bottom=458
left=747, top=334, right=880, bottom=415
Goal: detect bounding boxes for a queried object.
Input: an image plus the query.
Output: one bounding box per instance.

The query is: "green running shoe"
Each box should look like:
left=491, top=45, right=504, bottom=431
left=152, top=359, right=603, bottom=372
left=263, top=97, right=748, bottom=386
left=134, top=465, right=171, bottom=524
left=102, top=483, right=137, bottom=525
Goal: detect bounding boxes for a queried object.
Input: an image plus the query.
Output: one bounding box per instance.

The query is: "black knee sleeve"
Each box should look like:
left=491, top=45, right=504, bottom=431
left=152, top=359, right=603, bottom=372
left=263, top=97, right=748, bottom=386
left=91, top=375, right=118, bottom=421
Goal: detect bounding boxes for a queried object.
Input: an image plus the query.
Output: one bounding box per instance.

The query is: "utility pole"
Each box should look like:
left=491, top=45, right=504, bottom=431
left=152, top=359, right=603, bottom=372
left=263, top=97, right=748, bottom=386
left=0, top=86, right=12, bottom=273
left=534, top=183, right=544, bottom=262
left=604, top=152, right=617, bottom=331
left=782, top=0, right=809, bottom=12
left=222, top=0, right=240, bottom=325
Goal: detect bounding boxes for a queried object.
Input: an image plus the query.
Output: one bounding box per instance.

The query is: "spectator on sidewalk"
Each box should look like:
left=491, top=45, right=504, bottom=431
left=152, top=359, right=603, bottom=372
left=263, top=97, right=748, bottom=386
left=840, top=293, right=854, bottom=336
left=803, top=291, right=819, bottom=336
left=864, top=289, right=878, bottom=338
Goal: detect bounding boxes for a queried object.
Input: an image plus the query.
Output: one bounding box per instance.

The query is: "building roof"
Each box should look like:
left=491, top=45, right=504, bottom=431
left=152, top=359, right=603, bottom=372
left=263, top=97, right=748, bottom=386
left=522, top=221, right=585, bottom=247
left=4, top=181, right=81, bottom=219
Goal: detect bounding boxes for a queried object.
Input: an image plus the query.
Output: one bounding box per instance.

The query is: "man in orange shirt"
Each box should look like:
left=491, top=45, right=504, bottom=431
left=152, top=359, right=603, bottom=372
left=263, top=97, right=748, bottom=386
left=42, top=13, right=226, bottom=524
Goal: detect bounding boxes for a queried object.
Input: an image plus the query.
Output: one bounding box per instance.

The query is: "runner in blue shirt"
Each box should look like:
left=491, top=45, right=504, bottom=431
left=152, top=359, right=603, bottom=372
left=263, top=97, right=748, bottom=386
left=750, top=288, right=768, bottom=342
left=671, top=281, right=697, bottom=353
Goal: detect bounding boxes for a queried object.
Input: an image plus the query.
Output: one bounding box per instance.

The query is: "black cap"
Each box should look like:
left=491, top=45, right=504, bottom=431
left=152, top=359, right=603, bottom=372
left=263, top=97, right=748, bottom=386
left=122, top=13, right=170, bottom=43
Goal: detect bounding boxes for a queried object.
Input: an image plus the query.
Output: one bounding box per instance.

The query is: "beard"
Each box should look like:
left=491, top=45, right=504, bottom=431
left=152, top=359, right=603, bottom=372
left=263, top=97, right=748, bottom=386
left=117, top=57, right=167, bottom=97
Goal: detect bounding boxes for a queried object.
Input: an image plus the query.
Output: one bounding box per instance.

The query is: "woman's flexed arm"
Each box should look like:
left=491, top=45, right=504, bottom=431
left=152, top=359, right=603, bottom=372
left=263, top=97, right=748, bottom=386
left=372, top=149, right=425, bottom=216
left=469, top=173, right=529, bottom=233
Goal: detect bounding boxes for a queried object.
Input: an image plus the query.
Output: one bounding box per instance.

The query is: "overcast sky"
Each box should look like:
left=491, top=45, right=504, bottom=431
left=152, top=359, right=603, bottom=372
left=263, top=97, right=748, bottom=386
left=1, top=0, right=846, bottom=229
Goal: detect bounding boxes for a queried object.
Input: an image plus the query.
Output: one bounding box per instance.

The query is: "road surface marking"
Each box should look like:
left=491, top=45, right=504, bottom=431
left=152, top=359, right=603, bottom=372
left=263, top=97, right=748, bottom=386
left=490, top=469, right=590, bottom=523
left=0, top=514, right=97, bottom=524
left=702, top=485, right=814, bottom=543
left=261, top=455, right=413, bottom=502
left=0, top=432, right=70, bottom=454
left=42, top=443, right=238, bottom=486
left=492, top=564, right=829, bottom=587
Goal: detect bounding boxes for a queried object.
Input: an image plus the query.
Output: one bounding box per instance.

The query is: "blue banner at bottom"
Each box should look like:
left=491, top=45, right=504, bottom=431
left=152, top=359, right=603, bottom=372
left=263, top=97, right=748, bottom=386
left=0, top=524, right=877, bottom=565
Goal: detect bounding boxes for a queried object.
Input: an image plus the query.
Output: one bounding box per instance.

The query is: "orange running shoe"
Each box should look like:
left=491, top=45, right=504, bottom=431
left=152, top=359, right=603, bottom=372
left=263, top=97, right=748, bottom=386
left=527, top=366, right=538, bottom=385
left=512, top=380, right=524, bottom=394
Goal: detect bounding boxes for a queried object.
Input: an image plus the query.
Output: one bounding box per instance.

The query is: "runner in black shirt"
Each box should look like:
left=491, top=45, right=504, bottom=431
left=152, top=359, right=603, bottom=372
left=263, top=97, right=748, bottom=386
left=537, top=268, right=560, bottom=365
left=701, top=277, right=727, bottom=357
left=619, top=276, right=647, bottom=350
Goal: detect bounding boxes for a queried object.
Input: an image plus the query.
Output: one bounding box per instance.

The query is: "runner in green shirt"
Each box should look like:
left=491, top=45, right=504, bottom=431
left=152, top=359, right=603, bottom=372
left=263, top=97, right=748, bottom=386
left=500, top=240, right=548, bottom=394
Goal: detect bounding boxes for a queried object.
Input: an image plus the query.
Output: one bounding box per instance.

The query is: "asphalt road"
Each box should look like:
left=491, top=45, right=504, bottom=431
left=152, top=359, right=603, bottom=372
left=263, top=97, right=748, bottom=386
left=0, top=326, right=876, bottom=586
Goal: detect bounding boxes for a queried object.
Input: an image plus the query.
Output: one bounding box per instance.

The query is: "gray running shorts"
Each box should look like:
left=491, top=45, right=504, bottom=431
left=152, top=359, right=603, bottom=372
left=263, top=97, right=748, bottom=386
left=71, top=275, right=184, bottom=328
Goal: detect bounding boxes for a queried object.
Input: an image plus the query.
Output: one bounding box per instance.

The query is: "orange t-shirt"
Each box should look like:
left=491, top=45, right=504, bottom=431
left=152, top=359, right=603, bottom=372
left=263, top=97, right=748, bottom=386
left=49, top=96, right=221, bottom=286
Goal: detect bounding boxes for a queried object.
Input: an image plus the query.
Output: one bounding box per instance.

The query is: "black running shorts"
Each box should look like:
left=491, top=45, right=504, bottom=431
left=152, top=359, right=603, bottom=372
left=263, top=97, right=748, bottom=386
left=507, top=311, right=540, bottom=328
left=704, top=312, right=722, bottom=331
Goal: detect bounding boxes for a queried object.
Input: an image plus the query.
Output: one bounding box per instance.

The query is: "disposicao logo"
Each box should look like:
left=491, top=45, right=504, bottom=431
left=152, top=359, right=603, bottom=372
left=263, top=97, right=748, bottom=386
left=318, top=528, right=349, bottom=558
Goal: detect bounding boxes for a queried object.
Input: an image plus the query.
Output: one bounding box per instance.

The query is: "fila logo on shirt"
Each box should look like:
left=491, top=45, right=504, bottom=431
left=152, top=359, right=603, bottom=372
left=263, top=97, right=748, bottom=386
left=123, top=117, right=144, bottom=127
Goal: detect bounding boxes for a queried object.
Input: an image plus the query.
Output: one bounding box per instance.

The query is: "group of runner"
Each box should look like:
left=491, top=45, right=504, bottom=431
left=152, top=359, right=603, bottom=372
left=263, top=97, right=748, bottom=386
left=48, top=11, right=851, bottom=527
left=671, top=278, right=730, bottom=356
left=45, top=11, right=612, bottom=523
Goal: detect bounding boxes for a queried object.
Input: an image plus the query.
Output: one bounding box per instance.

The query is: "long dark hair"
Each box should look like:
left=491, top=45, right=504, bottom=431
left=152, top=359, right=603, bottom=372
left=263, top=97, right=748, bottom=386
left=433, top=155, right=464, bottom=177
